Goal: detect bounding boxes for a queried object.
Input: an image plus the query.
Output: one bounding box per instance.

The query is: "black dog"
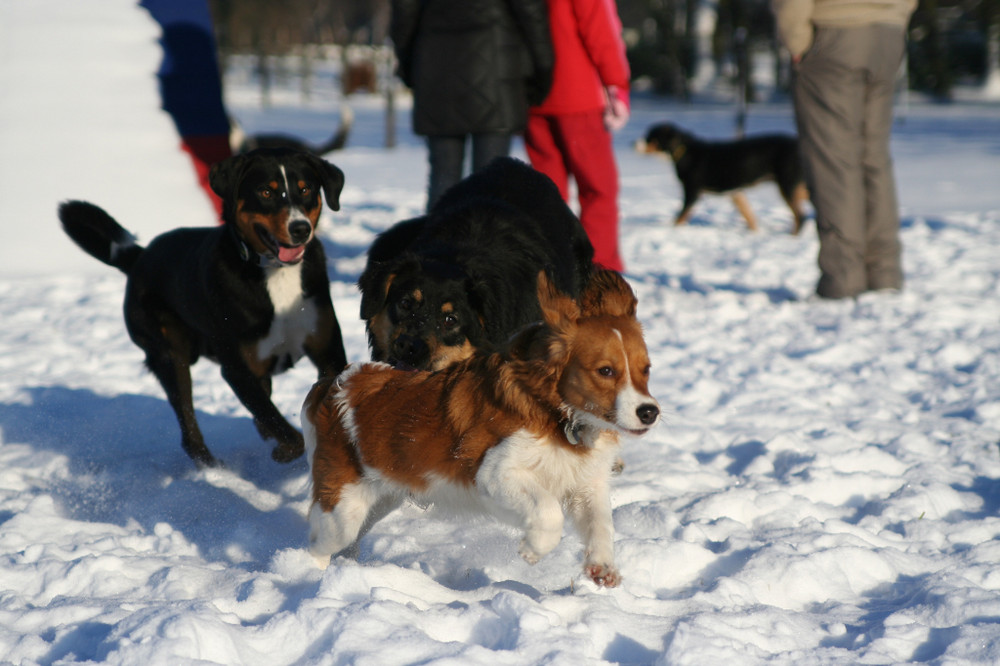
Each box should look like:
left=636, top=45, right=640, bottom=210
left=58, top=148, right=348, bottom=468
left=638, top=122, right=809, bottom=234
left=231, top=106, right=353, bottom=155
left=358, top=157, right=594, bottom=370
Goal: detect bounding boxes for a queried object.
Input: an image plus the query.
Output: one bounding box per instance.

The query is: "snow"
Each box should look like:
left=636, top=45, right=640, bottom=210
left=3, top=1, right=1000, bottom=664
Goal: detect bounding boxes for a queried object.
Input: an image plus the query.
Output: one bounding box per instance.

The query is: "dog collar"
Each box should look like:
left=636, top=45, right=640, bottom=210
left=564, top=419, right=584, bottom=446
left=563, top=413, right=599, bottom=447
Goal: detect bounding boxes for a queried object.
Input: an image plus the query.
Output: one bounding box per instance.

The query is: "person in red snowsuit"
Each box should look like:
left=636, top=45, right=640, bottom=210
left=525, top=0, right=631, bottom=273
left=141, top=0, right=232, bottom=219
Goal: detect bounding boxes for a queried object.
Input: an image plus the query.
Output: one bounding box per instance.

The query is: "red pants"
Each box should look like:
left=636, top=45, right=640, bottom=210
left=181, top=134, right=233, bottom=221
left=525, top=112, right=623, bottom=272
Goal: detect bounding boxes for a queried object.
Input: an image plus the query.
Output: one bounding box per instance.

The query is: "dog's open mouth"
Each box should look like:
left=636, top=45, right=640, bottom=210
left=255, top=225, right=307, bottom=265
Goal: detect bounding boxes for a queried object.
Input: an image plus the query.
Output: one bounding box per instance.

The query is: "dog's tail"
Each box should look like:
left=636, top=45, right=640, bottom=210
left=58, top=201, right=143, bottom=273
left=313, top=105, right=354, bottom=154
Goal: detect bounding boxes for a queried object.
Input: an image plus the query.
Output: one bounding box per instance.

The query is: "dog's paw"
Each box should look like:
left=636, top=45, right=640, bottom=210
left=585, top=563, right=621, bottom=588
left=272, top=441, right=304, bottom=463
left=192, top=452, right=223, bottom=469
left=309, top=549, right=332, bottom=570
left=519, top=542, right=542, bottom=566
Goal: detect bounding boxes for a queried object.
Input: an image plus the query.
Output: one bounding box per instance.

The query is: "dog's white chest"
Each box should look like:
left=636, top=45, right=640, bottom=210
left=475, top=430, right=618, bottom=508
left=257, top=264, right=318, bottom=368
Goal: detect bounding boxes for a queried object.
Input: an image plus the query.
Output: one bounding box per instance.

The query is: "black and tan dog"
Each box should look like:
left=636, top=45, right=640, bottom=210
left=637, top=122, right=809, bottom=234
left=231, top=106, right=354, bottom=156
left=358, top=157, right=595, bottom=370
left=58, top=148, right=348, bottom=468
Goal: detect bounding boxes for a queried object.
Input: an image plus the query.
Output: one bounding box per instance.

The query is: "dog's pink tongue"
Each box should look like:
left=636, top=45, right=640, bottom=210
left=279, top=245, right=306, bottom=263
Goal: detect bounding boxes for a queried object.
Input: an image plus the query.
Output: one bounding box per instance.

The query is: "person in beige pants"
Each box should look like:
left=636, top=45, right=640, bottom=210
left=771, top=0, right=916, bottom=299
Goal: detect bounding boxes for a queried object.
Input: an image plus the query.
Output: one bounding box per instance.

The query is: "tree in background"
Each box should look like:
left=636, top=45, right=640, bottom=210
left=206, top=0, right=998, bottom=101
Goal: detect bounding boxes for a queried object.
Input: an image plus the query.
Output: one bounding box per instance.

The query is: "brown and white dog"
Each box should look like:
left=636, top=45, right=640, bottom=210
left=302, top=270, right=659, bottom=587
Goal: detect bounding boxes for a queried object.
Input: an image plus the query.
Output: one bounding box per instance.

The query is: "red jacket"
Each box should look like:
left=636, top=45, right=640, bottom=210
left=532, top=0, right=630, bottom=115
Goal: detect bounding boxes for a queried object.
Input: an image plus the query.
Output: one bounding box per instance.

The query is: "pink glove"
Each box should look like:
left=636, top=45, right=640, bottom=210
left=603, top=86, right=630, bottom=132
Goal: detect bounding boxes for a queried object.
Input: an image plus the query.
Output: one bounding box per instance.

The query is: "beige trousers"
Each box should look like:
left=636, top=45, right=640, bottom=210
left=793, top=24, right=906, bottom=298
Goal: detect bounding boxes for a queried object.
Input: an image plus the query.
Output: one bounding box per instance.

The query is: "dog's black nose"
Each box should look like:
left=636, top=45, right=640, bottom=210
left=392, top=334, right=429, bottom=368
left=289, top=220, right=312, bottom=244
left=636, top=404, right=659, bottom=426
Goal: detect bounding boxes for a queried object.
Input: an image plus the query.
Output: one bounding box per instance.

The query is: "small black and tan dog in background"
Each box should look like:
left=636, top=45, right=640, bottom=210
left=231, top=106, right=354, bottom=156
left=58, top=148, right=348, bottom=468
left=637, top=122, right=810, bottom=234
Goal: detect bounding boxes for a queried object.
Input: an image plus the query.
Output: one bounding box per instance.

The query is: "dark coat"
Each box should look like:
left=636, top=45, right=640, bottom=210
left=391, top=0, right=553, bottom=136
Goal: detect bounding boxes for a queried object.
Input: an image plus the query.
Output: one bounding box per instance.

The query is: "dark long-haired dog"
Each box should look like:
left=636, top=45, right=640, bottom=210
left=358, top=157, right=595, bottom=370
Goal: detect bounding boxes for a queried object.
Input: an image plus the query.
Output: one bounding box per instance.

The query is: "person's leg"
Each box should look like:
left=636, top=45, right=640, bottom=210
left=525, top=114, right=570, bottom=200
left=470, top=132, right=512, bottom=172
left=793, top=27, right=868, bottom=298
left=427, top=135, right=466, bottom=211
left=554, top=112, right=624, bottom=273
left=862, top=24, right=906, bottom=292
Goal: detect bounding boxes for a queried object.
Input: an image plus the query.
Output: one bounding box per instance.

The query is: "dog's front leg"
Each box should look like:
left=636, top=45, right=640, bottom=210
left=304, top=307, right=348, bottom=379
left=730, top=192, right=758, bottom=231
left=478, top=437, right=565, bottom=564
left=518, top=489, right=565, bottom=565
left=482, top=475, right=564, bottom=564
left=567, top=480, right=620, bottom=588
left=219, top=359, right=303, bottom=462
left=675, top=187, right=699, bottom=226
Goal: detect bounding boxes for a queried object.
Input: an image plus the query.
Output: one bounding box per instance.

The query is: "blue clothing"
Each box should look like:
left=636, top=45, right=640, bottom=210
left=140, top=0, right=229, bottom=137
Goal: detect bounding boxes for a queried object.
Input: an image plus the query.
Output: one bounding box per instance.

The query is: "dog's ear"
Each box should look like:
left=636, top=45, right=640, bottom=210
left=302, top=155, right=345, bottom=212
left=358, top=266, right=395, bottom=320
left=505, top=321, right=549, bottom=361
left=358, top=219, right=426, bottom=320
left=536, top=271, right=580, bottom=330
left=580, top=270, right=637, bottom=319
left=209, top=153, right=248, bottom=201
left=505, top=320, right=572, bottom=383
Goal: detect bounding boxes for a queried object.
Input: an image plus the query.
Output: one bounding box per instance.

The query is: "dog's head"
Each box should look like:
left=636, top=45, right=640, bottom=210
left=512, top=271, right=660, bottom=439
left=361, top=255, right=489, bottom=371
left=635, top=123, right=689, bottom=162
left=209, top=148, right=344, bottom=266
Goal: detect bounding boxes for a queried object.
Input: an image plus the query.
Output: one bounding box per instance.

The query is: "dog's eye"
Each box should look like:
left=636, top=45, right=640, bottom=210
left=642, top=364, right=651, bottom=377
left=258, top=187, right=273, bottom=199
left=442, top=314, right=459, bottom=330
left=399, top=296, right=415, bottom=312
left=598, top=366, right=615, bottom=378
left=299, top=186, right=312, bottom=196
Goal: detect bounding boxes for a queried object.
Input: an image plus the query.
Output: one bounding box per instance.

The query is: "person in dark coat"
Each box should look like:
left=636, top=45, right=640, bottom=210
left=391, top=0, right=554, bottom=210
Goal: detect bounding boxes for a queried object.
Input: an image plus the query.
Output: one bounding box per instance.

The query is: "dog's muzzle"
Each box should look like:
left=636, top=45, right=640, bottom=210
left=250, top=222, right=312, bottom=266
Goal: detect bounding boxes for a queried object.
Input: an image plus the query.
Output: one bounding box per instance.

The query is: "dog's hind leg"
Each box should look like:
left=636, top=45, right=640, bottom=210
left=784, top=182, right=810, bottom=235
left=308, top=480, right=388, bottom=567
left=128, top=305, right=217, bottom=467
left=146, top=348, right=217, bottom=467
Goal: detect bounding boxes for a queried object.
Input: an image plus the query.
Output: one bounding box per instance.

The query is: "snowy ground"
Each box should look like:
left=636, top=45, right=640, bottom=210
left=3, top=2, right=1000, bottom=664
